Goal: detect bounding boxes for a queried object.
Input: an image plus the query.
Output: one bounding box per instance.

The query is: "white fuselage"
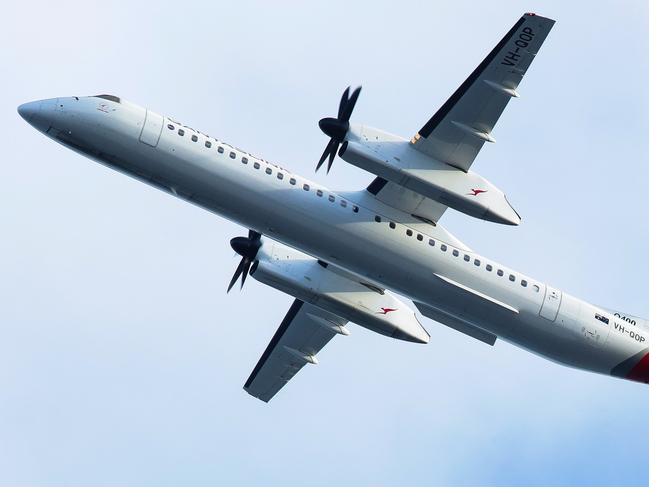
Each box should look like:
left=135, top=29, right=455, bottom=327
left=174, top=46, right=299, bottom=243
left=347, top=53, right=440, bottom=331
left=18, top=96, right=649, bottom=384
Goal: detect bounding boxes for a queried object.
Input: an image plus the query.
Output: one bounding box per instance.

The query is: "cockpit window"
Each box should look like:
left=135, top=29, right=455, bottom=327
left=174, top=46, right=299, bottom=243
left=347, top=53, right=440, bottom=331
left=95, top=94, right=121, bottom=104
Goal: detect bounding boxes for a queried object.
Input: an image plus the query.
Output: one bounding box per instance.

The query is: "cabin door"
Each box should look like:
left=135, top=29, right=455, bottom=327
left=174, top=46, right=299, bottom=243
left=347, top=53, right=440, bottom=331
left=540, top=285, right=562, bottom=321
left=139, top=110, right=163, bottom=147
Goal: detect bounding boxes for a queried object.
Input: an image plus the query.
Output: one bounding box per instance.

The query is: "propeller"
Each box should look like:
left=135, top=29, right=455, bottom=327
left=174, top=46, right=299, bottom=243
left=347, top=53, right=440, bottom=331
left=316, top=85, right=362, bottom=173
left=227, top=230, right=262, bottom=292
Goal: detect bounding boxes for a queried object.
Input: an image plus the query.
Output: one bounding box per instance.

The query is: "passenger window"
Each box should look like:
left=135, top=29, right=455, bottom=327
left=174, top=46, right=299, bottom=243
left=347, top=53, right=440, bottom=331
left=497, top=269, right=504, bottom=276
left=229, top=152, right=236, bottom=159
left=533, top=284, right=540, bottom=292
left=340, top=200, right=347, bottom=207
left=254, top=162, right=260, bottom=169
left=428, top=239, right=435, bottom=246
left=205, top=141, right=212, bottom=148
left=521, top=280, right=528, bottom=287
left=509, top=274, right=516, bottom=282
left=191, top=135, right=198, bottom=142
left=167, top=124, right=175, bottom=130
left=352, top=205, right=359, bottom=213
left=242, top=157, right=248, bottom=164
left=277, top=172, right=284, bottom=180
left=265, top=167, right=272, bottom=175
left=464, top=255, right=470, bottom=262
left=316, top=189, right=323, bottom=197
left=289, top=177, right=296, bottom=185
left=374, top=215, right=381, bottom=222
left=486, top=264, right=493, bottom=272
left=178, top=129, right=185, bottom=136
left=452, top=250, right=459, bottom=257
left=217, top=146, right=224, bottom=153
left=417, top=234, right=423, bottom=241
left=389, top=222, right=396, bottom=229
left=474, top=259, right=480, bottom=266
left=441, top=244, right=447, bottom=252
left=328, top=195, right=335, bottom=202
left=303, top=184, right=310, bottom=191
left=406, top=229, right=413, bottom=237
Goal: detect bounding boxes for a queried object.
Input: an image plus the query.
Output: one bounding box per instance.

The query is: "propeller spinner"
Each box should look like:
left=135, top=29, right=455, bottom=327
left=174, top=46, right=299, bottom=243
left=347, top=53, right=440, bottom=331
left=227, top=230, right=262, bottom=292
left=316, top=86, right=361, bottom=173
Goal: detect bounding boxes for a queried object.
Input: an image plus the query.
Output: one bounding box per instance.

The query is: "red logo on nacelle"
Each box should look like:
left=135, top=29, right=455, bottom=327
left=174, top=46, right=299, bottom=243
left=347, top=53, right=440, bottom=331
left=378, top=307, right=397, bottom=315
left=468, top=188, right=488, bottom=196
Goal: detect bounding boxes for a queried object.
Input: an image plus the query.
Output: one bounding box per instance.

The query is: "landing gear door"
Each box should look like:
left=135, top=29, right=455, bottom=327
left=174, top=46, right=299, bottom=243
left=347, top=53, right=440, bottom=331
left=540, top=285, right=562, bottom=322
left=139, top=110, right=163, bottom=147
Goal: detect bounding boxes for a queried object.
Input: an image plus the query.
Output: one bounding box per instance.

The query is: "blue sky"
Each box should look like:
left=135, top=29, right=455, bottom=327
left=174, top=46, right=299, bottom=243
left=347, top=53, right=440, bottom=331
left=2, top=1, right=649, bottom=485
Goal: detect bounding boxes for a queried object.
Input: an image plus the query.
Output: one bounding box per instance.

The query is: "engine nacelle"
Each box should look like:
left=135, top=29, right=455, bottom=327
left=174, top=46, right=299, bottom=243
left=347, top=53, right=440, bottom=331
left=340, top=126, right=521, bottom=225
left=250, top=241, right=429, bottom=344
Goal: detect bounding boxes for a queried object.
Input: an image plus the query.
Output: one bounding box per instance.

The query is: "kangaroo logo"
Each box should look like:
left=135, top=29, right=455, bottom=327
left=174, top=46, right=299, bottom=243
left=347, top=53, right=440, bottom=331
left=378, top=307, right=397, bottom=315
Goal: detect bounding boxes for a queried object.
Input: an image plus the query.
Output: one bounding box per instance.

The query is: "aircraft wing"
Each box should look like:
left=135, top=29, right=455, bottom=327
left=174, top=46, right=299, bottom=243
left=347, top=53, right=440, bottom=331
left=411, top=13, right=555, bottom=172
left=244, top=299, right=347, bottom=402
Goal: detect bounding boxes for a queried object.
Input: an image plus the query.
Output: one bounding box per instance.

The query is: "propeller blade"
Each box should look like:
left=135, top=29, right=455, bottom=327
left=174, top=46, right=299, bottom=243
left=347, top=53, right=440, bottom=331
left=316, top=144, right=329, bottom=172
left=338, top=86, right=350, bottom=119
left=227, top=231, right=262, bottom=292
left=326, top=143, right=337, bottom=173
left=316, top=85, right=361, bottom=173
left=316, top=138, right=337, bottom=172
left=227, top=257, right=248, bottom=293
left=340, top=86, right=361, bottom=122
left=240, top=259, right=253, bottom=289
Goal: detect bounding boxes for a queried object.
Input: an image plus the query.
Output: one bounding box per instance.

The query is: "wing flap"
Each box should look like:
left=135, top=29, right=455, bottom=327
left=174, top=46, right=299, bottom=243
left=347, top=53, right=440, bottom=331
left=415, top=301, right=497, bottom=346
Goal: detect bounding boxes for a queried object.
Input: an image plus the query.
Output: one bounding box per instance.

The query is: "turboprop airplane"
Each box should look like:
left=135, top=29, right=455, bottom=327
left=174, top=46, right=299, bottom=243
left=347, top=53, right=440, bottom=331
left=18, top=13, right=649, bottom=402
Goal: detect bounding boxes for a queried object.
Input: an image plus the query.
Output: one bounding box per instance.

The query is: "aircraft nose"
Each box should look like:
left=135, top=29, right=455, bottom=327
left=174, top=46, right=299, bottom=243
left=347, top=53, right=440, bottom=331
left=17, top=101, right=40, bottom=123
left=17, top=98, right=58, bottom=133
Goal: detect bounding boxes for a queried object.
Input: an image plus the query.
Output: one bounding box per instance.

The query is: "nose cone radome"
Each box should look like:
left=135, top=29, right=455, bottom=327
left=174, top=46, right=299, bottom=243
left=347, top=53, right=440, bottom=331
left=18, top=101, right=39, bottom=122
left=17, top=98, right=58, bottom=133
